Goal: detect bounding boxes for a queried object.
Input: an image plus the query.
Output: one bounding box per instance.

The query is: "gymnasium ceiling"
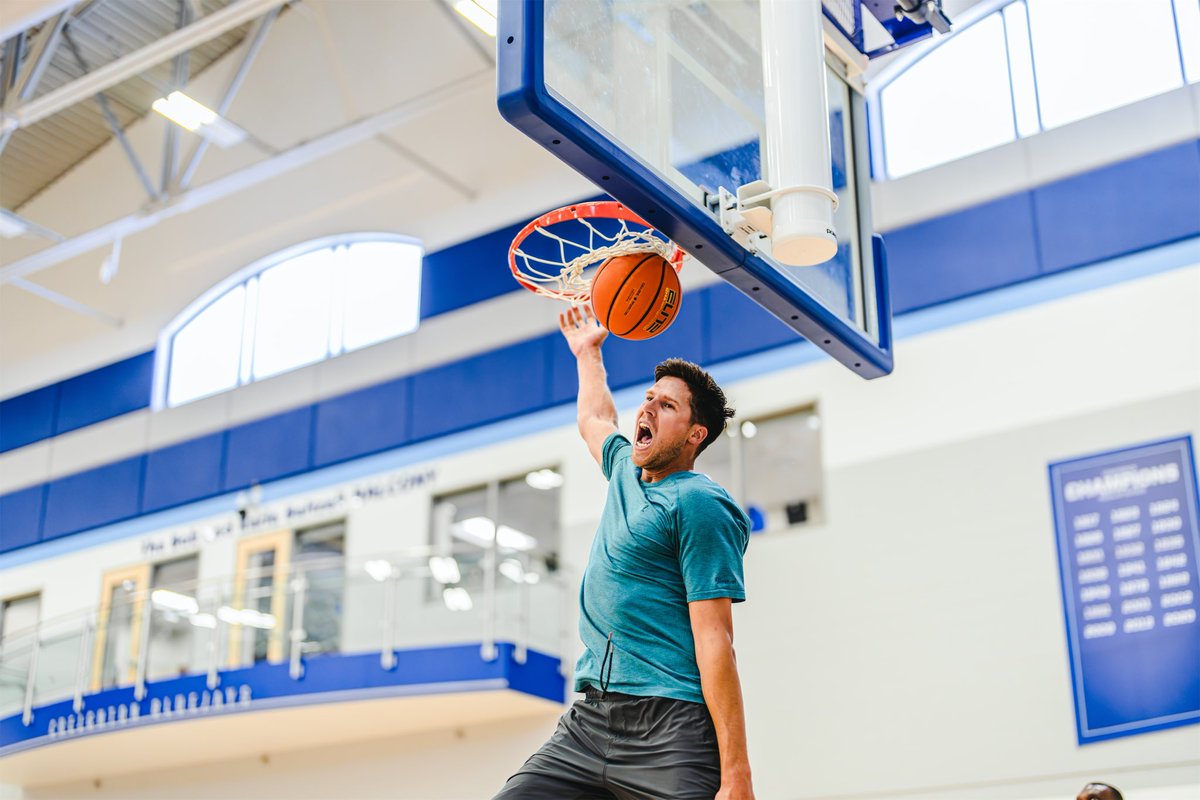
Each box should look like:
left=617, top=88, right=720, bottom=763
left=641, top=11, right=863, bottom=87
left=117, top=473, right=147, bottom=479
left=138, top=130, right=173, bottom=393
left=0, top=0, right=981, bottom=394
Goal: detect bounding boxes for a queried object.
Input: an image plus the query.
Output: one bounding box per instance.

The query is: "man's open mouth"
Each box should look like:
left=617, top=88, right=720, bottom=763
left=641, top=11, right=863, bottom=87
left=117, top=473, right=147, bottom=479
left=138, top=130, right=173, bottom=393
left=636, top=423, right=654, bottom=447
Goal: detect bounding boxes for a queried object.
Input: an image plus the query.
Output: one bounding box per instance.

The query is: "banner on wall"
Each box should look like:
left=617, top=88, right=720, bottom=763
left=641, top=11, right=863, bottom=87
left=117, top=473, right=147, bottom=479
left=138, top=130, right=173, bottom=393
left=1048, top=436, right=1200, bottom=744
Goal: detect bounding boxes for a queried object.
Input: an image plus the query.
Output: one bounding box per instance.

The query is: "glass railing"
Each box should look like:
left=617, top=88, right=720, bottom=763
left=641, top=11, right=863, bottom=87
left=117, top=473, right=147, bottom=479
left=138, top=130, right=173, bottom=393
left=0, top=545, right=569, bottom=724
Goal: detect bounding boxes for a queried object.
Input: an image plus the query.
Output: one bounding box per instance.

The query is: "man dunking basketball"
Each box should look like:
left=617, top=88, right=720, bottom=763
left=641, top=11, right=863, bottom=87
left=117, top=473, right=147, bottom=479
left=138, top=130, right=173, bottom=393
left=492, top=305, right=754, bottom=800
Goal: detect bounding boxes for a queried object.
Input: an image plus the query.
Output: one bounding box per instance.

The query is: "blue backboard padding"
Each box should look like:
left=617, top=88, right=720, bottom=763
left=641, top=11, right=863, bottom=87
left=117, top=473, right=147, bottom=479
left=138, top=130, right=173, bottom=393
left=142, top=433, right=226, bottom=513
left=411, top=339, right=550, bottom=440
left=223, top=408, right=314, bottom=491
left=421, top=221, right=528, bottom=318
left=42, top=456, right=144, bottom=540
left=705, top=282, right=801, bottom=363
left=0, top=385, right=58, bottom=453
left=314, top=377, right=411, bottom=467
left=885, top=192, right=1041, bottom=313
left=0, top=485, right=44, bottom=551
left=1033, top=141, right=1200, bottom=274
left=54, top=352, right=154, bottom=436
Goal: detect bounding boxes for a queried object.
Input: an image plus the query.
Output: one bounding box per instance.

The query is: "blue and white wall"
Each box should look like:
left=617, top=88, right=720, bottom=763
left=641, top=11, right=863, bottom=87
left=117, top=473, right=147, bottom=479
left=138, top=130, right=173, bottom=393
left=1, top=1, right=1199, bottom=797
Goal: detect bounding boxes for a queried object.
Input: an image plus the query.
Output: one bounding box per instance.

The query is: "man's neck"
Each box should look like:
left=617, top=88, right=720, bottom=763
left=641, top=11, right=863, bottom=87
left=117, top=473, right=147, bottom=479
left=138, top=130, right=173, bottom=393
left=640, top=460, right=695, bottom=483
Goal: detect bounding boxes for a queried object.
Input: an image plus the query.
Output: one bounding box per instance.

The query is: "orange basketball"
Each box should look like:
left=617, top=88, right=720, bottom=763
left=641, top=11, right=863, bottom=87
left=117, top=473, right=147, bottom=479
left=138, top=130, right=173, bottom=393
left=589, top=252, right=681, bottom=340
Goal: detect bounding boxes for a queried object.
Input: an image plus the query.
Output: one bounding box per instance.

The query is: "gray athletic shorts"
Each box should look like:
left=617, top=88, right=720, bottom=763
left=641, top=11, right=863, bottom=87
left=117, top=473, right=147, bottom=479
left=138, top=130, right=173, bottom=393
left=492, top=686, right=721, bottom=799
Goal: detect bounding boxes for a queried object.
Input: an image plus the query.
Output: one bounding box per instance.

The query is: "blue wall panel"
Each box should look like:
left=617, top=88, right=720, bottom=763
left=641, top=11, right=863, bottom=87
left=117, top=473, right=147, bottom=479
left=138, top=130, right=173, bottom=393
left=143, top=433, right=225, bottom=513
left=421, top=222, right=526, bottom=319
left=54, top=352, right=154, bottom=436
left=0, top=485, right=44, bottom=551
left=223, top=408, right=314, bottom=491
left=705, top=283, right=800, bottom=362
left=1034, top=141, right=1200, bottom=273
left=313, top=377, right=410, bottom=467
left=42, top=456, right=144, bottom=540
left=884, top=191, right=1042, bottom=313
left=602, top=302, right=707, bottom=390
left=411, top=339, right=550, bottom=440
left=548, top=295, right=709, bottom=406
left=0, top=385, right=59, bottom=453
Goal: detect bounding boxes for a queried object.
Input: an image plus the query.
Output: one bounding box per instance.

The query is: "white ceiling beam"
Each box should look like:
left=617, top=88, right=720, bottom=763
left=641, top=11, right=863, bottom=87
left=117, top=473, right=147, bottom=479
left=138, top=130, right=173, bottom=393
left=9, top=276, right=122, bottom=326
left=0, top=0, right=288, bottom=133
left=0, top=70, right=491, bottom=284
left=0, top=0, right=77, bottom=42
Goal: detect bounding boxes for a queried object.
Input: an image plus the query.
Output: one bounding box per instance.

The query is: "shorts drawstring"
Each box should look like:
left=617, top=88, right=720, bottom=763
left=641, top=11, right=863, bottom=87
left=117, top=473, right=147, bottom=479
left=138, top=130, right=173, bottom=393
left=599, top=631, right=614, bottom=693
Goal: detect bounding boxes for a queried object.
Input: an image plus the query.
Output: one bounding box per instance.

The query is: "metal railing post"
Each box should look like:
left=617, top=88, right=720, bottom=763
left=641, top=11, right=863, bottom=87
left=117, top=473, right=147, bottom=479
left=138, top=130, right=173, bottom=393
left=288, top=574, right=306, bottom=680
left=134, top=594, right=153, bottom=700
left=73, top=617, right=93, bottom=714
left=22, top=636, right=41, bottom=726
left=481, top=483, right=499, bottom=662
left=380, top=575, right=397, bottom=670
left=207, top=608, right=222, bottom=691
left=516, top=557, right=530, bottom=665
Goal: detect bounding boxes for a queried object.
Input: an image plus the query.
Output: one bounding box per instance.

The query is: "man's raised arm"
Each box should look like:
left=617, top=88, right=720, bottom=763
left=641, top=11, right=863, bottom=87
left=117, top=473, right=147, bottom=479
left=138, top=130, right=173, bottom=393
left=559, top=305, right=618, bottom=466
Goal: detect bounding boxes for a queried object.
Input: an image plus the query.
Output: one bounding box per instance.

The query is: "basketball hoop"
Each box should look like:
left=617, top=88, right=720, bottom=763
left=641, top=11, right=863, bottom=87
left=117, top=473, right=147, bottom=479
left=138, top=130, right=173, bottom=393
left=509, top=201, right=683, bottom=304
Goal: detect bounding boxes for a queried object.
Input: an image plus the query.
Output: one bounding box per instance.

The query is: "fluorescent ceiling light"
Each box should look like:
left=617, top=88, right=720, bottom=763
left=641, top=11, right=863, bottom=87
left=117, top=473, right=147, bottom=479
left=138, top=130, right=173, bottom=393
left=453, top=0, right=497, bottom=37
left=0, top=209, right=30, bottom=238
left=499, top=558, right=541, bottom=585
left=364, top=559, right=393, bottom=582
left=453, top=516, right=537, bottom=552
left=525, top=468, right=564, bottom=490
left=443, top=586, right=473, bottom=611
left=152, top=91, right=246, bottom=148
left=740, top=421, right=758, bottom=439
left=151, top=589, right=199, bottom=614
left=429, top=556, right=462, bottom=585
left=189, top=613, right=217, bottom=629
left=217, top=606, right=275, bottom=629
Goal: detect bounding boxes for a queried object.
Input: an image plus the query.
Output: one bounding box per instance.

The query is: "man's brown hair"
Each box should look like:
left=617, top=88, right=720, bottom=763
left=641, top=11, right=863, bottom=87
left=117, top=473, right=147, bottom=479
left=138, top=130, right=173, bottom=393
left=653, top=358, right=734, bottom=456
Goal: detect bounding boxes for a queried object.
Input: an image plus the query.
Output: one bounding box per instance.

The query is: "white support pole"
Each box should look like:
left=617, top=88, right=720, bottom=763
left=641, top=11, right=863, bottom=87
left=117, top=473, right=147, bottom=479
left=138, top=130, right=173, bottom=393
left=759, top=0, right=837, bottom=266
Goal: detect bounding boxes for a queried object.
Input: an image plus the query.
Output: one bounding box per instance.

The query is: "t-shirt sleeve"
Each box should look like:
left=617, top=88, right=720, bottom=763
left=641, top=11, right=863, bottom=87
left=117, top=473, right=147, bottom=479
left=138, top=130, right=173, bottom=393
left=601, top=432, right=631, bottom=481
left=677, top=485, right=750, bottom=603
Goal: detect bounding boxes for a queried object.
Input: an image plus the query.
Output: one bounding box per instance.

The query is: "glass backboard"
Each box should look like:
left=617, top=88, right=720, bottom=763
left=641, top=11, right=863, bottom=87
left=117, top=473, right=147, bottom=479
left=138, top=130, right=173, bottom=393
left=497, top=0, right=943, bottom=379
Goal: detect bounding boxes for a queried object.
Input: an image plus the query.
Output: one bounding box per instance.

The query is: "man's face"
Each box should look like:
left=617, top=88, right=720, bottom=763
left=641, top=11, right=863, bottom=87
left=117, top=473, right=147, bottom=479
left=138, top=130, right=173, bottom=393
left=632, top=376, right=705, bottom=471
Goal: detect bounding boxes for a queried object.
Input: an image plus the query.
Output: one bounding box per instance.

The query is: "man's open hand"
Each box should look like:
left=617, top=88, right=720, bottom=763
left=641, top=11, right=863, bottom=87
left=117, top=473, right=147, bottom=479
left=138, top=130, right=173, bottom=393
left=559, top=303, right=609, bottom=357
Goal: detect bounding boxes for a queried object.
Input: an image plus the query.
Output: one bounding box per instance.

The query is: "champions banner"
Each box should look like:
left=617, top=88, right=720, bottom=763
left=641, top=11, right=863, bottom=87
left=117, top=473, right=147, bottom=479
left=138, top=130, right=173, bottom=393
left=1049, top=436, right=1200, bottom=743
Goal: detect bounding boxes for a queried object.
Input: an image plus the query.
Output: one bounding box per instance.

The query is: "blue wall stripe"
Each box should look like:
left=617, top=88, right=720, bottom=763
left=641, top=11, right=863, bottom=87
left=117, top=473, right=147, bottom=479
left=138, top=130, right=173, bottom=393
left=0, top=384, right=59, bottom=452
left=143, top=433, right=226, bottom=514
left=53, top=352, right=155, bottom=437
left=223, top=407, right=315, bottom=492
left=1, top=140, right=1199, bottom=553
left=42, top=456, right=145, bottom=541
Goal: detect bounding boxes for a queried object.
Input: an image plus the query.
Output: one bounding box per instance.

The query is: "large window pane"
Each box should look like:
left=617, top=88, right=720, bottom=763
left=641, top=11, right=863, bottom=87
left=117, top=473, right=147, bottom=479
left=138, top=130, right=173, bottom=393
left=1028, top=0, right=1183, bottom=129
left=147, top=556, right=200, bottom=682
left=168, top=286, right=245, bottom=406
left=881, top=14, right=1015, bottom=177
left=252, top=249, right=335, bottom=380
left=341, top=241, right=423, bottom=352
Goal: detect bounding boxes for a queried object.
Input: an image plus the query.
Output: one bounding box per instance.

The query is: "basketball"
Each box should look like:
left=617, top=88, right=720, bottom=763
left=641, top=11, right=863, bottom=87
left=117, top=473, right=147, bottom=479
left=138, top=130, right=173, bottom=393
left=589, top=252, right=681, bottom=340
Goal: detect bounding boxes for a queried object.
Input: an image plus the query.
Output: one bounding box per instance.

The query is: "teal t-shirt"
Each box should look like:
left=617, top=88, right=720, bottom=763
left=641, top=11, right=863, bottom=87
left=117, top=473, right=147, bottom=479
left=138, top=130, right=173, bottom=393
left=574, top=432, right=751, bottom=704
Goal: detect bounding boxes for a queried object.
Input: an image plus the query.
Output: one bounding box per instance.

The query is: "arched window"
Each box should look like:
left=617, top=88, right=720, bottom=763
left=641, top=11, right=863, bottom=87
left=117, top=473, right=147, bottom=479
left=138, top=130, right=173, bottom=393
left=155, top=234, right=422, bottom=408
left=870, top=0, right=1200, bottom=179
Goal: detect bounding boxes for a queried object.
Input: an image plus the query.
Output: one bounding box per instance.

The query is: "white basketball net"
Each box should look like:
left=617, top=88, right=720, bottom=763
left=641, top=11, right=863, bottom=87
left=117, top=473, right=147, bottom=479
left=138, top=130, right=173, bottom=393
left=512, top=216, right=677, bottom=303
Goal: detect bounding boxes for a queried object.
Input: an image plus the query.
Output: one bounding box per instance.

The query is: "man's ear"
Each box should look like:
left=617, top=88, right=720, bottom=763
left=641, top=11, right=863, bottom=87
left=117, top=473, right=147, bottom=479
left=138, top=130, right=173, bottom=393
left=690, top=424, right=708, bottom=446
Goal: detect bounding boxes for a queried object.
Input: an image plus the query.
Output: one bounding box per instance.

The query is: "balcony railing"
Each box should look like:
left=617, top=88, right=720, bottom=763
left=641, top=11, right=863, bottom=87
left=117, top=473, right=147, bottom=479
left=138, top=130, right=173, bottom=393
left=0, top=545, right=569, bottom=728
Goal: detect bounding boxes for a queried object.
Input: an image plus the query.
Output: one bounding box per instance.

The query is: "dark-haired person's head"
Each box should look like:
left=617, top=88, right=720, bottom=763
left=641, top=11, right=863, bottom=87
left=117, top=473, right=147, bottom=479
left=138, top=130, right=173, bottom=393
left=1077, top=783, right=1123, bottom=800
left=631, top=358, right=734, bottom=471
